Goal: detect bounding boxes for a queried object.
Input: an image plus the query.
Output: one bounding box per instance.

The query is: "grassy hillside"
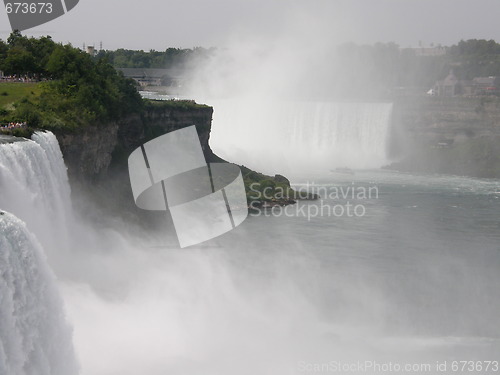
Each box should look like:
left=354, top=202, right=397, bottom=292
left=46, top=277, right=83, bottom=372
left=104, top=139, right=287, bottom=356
left=0, top=82, right=43, bottom=136
left=0, top=33, right=143, bottom=132
left=0, top=82, right=41, bottom=109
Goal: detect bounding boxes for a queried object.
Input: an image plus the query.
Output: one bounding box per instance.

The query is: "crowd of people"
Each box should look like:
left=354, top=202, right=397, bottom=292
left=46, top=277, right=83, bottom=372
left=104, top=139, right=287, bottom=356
left=0, top=76, right=38, bottom=83
left=0, top=122, right=27, bottom=131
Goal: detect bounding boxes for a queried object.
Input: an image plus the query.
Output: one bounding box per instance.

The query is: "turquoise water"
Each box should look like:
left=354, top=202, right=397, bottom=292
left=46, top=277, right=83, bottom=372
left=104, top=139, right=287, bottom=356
left=206, top=170, right=500, bottom=370
left=3, top=132, right=499, bottom=373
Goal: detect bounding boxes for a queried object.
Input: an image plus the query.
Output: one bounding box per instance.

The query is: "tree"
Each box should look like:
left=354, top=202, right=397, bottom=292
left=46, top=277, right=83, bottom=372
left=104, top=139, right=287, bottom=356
left=0, top=40, right=8, bottom=61
left=2, top=46, right=36, bottom=76
left=7, top=30, right=29, bottom=48
left=29, top=36, right=56, bottom=78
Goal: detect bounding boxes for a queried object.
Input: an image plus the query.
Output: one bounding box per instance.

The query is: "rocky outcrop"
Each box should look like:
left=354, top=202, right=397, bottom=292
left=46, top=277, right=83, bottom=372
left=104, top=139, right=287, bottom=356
left=116, top=102, right=214, bottom=162
left=54, top=102, right=214, bottom=182
left=51, top=100, right=307, bottom=223
left=391, top=96, right=500, bottom=145
left=55, top=120, right=120, bottom=182
left=388, top=96, right=500, bottom=177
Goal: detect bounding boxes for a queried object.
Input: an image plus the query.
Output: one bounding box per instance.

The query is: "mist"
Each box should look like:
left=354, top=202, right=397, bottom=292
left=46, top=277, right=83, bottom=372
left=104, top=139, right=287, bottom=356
left=2, top=133, right=496, bottom=375
left=182, top=7, right=399, bottom=175
left=56, top=174, right=500, bottom=375
left=1, top=1, right=500, bottom=374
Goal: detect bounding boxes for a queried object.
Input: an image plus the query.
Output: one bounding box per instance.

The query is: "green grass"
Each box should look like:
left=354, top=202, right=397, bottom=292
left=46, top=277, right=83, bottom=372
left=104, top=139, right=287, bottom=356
left=0, top=82, right=41, bottom=108
left=143, top=98, right=210, bottom=111
left=240, top=166, right=319, bottom=206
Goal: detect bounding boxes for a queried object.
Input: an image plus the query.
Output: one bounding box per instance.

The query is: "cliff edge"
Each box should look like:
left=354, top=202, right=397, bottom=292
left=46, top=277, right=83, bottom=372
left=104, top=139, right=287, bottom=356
left=388, top=96, right=500, bottom=178
left=52, top=99, right=314, bottom=219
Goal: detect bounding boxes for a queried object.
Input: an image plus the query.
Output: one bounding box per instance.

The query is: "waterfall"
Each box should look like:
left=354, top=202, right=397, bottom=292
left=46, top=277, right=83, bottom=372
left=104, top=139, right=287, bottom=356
left=0, top=132, right=78, bottom=375
left=209, top=100, right=393, bottom=176
left=0, top=132, right=73, bottom=258
left=0, top=212, right=78, bottom=375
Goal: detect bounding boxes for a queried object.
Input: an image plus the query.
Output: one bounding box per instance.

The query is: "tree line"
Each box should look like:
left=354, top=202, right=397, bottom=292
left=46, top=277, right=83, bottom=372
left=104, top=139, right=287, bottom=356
left=97, top=39, right=500, bottom=98
left=0, top=31, right=143, bottom=130
left=311, top=39, right=500, bottom=98
left=2, top=32, right=499, bottom=128
left=97, top=47, right=215, bottom=70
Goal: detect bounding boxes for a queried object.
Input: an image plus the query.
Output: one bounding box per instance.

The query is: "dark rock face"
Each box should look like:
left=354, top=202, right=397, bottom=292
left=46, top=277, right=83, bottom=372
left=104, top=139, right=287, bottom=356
left=55, top=120, right=120, bottom=182
left=117, top=105, right=214, bottom=161
left=388, top=96, right=500, bottom=177
left=54, top=104, right=214, bottom=182
left=391, top=97, right=500, bottom=147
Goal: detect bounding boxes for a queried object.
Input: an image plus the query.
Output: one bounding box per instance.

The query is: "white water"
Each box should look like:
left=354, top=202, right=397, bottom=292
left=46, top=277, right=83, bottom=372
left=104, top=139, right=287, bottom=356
left=0, top=215, right=77, bottom=374
left=0, top=212, right=77, bottom=375
left=209, top=100, right=393, bottom=176
left=0, top=132, right=73, bottom=260
left=1, top=130, right=499, bottom=375
left=0, top=132, right=78, bottom=375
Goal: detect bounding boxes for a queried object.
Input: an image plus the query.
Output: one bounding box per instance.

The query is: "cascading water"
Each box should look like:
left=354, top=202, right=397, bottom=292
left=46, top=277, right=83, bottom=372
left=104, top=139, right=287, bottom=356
left=0, top=132, right=73, bottom=258
left=0, top=212, right=78, bottom=375
left=209, top=100, right=393, bottom=176
left=1, top=127, right=498, bottom=375
left=0, top=132, right=78, bottom=375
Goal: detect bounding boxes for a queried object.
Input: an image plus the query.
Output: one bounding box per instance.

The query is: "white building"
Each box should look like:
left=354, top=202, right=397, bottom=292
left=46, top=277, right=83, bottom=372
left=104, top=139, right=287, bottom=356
left=86, top=45, right=96, bottom=56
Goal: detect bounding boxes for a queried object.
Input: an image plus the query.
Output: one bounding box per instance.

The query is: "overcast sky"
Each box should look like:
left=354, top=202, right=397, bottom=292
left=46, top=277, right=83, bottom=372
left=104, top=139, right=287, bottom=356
left=1, top=0, right=500, bottom=50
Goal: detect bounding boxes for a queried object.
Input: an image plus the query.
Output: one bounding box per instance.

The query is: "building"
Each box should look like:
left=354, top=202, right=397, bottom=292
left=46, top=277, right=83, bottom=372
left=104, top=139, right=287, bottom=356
left=401, top=46, right=447, bottom=57
left=434, top=70, right=459, bottom=97
left=472, top=76, right=500, bottom=95
left=86, top=45, right=96, bottom=56
left=413, top=46, right=447, bottom=57
left=429, top=73, right=500, bottom=97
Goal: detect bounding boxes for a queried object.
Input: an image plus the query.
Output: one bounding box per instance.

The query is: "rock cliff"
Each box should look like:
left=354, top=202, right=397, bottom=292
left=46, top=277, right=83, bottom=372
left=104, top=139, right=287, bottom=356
left=54, top=101, right=214, bottom=182
left=52, top=100, right=308, bottom=220
left=388, top=96, right=500, bottom=177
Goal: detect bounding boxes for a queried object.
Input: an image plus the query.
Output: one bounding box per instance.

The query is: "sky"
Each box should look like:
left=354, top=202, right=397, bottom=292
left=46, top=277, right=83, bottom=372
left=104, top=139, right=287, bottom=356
left=1, top=0, right=500, bottom=50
